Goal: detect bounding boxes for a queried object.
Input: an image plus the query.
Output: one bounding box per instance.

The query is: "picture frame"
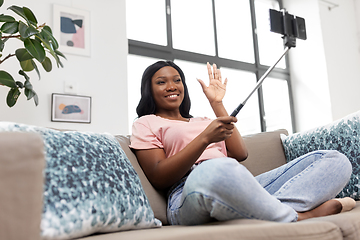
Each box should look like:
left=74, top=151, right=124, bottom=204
left=53, top=4, right=91, bottom=57
left=51, top=93, right=91, bottom=123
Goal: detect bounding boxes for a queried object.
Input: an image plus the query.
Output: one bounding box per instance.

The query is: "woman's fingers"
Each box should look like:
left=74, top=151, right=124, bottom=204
left=207, top=62, right=224, bottom=83
left=197, top=78, right=206, bottom=91
left=218, top=68, right=222, bottom=82
left=207, top=62, right=213, bottom=80
left=213, top=63, right=218, bottom=80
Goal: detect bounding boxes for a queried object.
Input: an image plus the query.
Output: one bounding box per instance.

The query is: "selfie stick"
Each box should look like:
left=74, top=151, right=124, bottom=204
left=230, top=8, right=306, bottom=117
left=230, top=46, right=291, bottom=117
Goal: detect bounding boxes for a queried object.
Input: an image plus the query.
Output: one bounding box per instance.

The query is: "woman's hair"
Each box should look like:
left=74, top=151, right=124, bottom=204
left=136, top=60, right=192, bottom=118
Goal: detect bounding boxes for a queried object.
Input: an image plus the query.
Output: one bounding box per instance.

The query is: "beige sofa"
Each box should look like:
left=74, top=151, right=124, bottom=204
left=1, top=129, right=360, bottom=240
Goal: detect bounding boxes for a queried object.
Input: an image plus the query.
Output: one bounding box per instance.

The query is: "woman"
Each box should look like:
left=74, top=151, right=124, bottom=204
left=129, top=60, right=354, bottom=225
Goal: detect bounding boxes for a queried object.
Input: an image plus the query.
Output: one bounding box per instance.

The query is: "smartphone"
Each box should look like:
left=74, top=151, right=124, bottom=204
left=269, top=9, right=307, bottom=40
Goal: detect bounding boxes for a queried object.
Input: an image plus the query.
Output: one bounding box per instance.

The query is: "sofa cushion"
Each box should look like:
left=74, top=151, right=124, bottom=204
left=305, top=202, right=360, bottom=240
left=78, top=220, right=343, bottom=240
left=280, top=111, right=360, bottom=200
left=0, top=122, right=161, bottom=240
left=114, top=135, right=168, bottom=225
left=241, top=129, right=289, bottom=176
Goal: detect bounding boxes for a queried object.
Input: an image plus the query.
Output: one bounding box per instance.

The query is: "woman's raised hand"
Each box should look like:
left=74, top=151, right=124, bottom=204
left=197, top=62, right=228, bottom=104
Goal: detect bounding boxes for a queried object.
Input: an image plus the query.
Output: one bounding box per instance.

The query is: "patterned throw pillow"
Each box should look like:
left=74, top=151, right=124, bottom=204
left=0, top=122, right=161, bottom=240
left=280, top=111, right=360, bottom=200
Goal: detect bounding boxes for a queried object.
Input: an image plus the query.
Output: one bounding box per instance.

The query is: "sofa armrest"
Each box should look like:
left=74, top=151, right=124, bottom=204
left=0, top=132, right=45, bottom=240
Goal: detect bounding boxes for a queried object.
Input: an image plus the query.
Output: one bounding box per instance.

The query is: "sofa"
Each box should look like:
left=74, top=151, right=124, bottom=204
left=1, top=127, right=360, bottom=240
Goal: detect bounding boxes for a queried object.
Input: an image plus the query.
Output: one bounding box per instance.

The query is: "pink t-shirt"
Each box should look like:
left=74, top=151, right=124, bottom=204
left=129, top=115, right=227, bottom=164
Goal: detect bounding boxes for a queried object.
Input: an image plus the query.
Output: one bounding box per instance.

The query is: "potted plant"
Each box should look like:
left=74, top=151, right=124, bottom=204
left=0, top=0, right=65, bottom=107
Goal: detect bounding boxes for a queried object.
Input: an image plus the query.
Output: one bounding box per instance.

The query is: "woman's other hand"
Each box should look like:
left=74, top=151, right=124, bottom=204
left=197, top=62, right=228, bottom=104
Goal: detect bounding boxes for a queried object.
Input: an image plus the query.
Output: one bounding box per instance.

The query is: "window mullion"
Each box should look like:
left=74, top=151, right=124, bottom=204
left=249, top=0, right=266, bottom=132
left=166, top=0, right=174, bottom=60
left=212, top=0, right=219, bottom=58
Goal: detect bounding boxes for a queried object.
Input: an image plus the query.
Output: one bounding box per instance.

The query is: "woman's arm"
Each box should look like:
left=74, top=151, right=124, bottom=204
left=134, top=116, right=236, bottom=190
left=197, top=63, right=248, bottom=162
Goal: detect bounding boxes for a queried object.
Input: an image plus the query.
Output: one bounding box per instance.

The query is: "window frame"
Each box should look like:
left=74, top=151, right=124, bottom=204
left=128, top=0, right=296, bottom=133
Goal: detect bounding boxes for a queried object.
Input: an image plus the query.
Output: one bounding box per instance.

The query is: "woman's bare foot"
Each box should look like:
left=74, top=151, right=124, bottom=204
left=297, top=199, right=342, bottom=221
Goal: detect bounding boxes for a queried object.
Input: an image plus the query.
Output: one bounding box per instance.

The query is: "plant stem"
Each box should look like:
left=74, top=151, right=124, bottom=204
left=0, top=53, right=16, bottom=64
left=1, top=35, right=21, bottom=39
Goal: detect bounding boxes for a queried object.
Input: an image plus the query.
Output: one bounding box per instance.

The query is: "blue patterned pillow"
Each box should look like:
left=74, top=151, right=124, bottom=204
left=0, top=122, right=161, bottom=239
left=280, top=111, right=360, bottom=200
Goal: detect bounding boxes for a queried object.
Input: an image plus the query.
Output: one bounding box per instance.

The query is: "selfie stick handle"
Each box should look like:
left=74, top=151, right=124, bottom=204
left=230, top=46, right=291, bottom=117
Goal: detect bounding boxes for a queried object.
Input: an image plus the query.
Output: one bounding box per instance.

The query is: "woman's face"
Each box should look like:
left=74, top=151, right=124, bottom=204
left=151, top=66, right=184, bottom=114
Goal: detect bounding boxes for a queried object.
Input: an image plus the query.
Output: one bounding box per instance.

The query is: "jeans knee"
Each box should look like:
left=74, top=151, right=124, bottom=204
left=324, top=150, right=352, bottom=178
left=185, top=158, right=250, bottom=195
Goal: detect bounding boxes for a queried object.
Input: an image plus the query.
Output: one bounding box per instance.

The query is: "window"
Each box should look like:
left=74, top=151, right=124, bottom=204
left=171, top=0, right=216, bottom=55
left=126, top=0, right=295, bottom=134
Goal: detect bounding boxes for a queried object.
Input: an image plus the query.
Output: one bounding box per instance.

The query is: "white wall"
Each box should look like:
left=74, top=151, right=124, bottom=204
left=0, top=0, right=129, bottom=135
left=320, top=0, right=360, bottom=121
left=284, top=0, right=360, bottom=132
left=283, top=0, right=333, bottom=132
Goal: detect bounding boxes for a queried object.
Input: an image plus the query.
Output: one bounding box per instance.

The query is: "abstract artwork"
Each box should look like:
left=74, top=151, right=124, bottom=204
left=53, top=5, right=91, bottom=56
left=51, top=93, right=91, bottom=123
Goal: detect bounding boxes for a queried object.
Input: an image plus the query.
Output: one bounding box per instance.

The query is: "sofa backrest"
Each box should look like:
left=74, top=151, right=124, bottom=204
left=241, top=129, right=288, bottom=176
left=115, top=129, right=288, bottom=225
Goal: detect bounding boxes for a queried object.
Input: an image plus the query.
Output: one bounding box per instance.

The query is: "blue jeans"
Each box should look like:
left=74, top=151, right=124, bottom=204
left=167, top=150, right=352, bottom=225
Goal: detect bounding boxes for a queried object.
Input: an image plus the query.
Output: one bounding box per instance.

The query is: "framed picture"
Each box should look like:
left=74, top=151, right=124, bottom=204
left=51, top=94, right=91, bottom=123
left=53, top=5, right=91, bottom=57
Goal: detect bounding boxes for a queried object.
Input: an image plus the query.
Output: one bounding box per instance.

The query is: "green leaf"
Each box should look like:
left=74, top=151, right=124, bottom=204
left=24, top=38, right=45, bottom=63
left=55, top=49, right=66, bottom=59
left=18, top=70, right=30, bottom=81
left=23, top=7, right=37, bottom=26
left=6, top=87, right=20, bottom=107
left=25, top=88, right=35, bottom=99
left=8, top=6, right=29, bottom=25
left=15, top=81, right=24, bottom=88
left=0, top=70, right=16, bottom=88
left=20, top=59, right=34, bottom=71
left=1, top=21, right=19, bottom=34
left=36, top=32, right=52, bottom=50
left=36, top=35, right=64, bottom=67
left=16, top=48, right=33, bottom=61
left=33, top=92, right=39, bottom=106
left=24, top=80, right=39, bottom=105
left=43, top=25, right=52, bottom=34
left=32, top=60, right=40, bottom=79
left=0, top=14, right=15, bottom=22
left=24, top=80, right=32, bottom=89
left=0, top=0, right=3, bottom=8
left=18, top=21, right=38, bottom=38
left=41, top=28, right=59, bottom=50
left=54, top=53, right=63, bottom=68
left=0, top=39, right=4, bottom=52
left=42, top=57, right=52, bottom=72
left=24, top=80, right=34, bottom=100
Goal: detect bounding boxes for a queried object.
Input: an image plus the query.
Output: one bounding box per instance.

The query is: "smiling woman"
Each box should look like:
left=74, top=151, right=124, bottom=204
left=127, top=60, right=354, bottom=227
left=151, top=66, right=185, bottom=119
left=136, top=61, right=192, bottom=120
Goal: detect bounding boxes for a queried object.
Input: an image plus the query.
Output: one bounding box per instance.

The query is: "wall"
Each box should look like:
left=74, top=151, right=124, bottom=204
left=284, top=0, right=360, bottom=132
left=320, top=0, right=360, bottom=121
left=0, top=0, right=129, bottom=134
